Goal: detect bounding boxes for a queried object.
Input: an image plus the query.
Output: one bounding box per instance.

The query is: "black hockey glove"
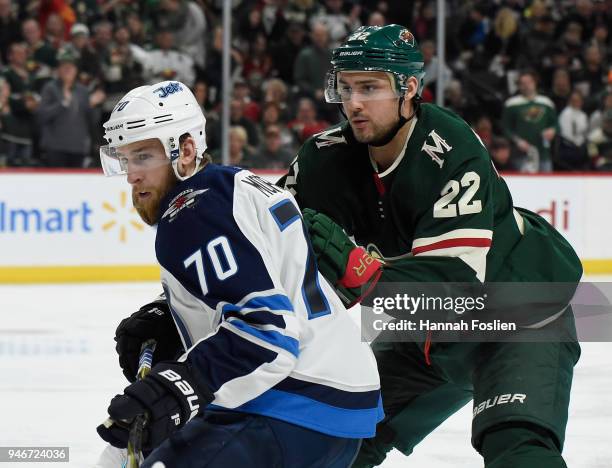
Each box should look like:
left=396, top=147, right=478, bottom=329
left=115, top=296, right=184, bottom=382
left=97, top=361, right=213, bottom=450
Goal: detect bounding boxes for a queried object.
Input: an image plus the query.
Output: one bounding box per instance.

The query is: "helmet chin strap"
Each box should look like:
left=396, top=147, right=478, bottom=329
left=369, top=96, right=419, bottom=147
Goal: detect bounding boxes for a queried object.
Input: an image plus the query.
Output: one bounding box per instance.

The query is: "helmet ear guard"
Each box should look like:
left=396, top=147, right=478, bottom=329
left=100, top=81, right=207, bottom=180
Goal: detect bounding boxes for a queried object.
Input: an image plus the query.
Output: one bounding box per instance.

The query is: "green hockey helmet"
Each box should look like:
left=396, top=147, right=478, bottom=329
left=325, top=24, right=425, bottom=103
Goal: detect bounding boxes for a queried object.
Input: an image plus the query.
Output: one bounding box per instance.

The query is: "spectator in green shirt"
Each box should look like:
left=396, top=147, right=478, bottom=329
left=501, top=69, right=558, bottom=172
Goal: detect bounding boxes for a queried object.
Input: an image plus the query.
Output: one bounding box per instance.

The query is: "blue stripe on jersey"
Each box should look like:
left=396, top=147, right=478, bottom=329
left=269, top=199, right=301, bottom=231
left=227, top=320, right=299, bottom=357
left=223, top=309, right=287, bottom=330
left=221, top=294, right=294, bottom=314
left=267, top=199, right=332, bottom=319
left=209, top=388, right=383, bottom=438
left=300, top=226, right=332, bottom=319
left=187, top=326, right=278, bottom=392
left=273, top=377, right=380, bottom=410
left=163, top=284, right=193, bottom=349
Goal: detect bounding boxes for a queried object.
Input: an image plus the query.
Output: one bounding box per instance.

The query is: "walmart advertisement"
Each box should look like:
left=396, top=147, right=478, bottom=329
left=0, top=172, right=157, bottom=282
left=0, top=171, right=610, bottom=282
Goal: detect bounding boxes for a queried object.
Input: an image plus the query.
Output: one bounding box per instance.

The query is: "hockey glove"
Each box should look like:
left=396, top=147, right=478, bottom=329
left=302, top=208, right=382, bottom=306
left=115, top=297, right=184, bottom=382
left=97, top=361, right=213, bottom=450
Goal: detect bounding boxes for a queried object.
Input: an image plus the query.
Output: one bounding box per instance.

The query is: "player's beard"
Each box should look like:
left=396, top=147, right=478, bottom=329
left=132, top=165, right=177, bottom=226
left=352, top=118, right=400, bottom=146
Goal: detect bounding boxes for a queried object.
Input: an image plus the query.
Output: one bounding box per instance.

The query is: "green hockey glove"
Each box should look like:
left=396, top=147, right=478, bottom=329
left=302, top=208, right=382, bottom=306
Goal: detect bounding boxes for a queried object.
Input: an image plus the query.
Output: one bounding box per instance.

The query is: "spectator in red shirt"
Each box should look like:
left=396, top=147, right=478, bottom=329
left=233, top=80, right=260, bottom=123
left=288, top=97, right=329, bottom=144
left=242, top=32, right=273, bottom=90
left=38, top=0, right=76, bottom=42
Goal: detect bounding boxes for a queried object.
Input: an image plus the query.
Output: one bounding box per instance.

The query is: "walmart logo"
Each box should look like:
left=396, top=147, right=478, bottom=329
left=102, top=191, right=144, bottom=242
left=0, top=201, right=93, bottom=232
left=0, top=192, right=145, bottom=241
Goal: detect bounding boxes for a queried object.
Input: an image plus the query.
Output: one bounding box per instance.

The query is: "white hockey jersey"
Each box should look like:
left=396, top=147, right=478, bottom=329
left=155, top=164, right=383, bottom=438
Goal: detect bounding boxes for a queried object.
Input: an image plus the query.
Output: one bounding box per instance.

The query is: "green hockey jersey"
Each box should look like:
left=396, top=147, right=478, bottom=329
left=280, top=103, right=581, bottom=288
left=501, top=94, right=558, bottom=167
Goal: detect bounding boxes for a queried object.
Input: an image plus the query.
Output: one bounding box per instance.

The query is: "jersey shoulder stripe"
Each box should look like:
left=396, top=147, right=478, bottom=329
left=504, top=95, right=529, bottom=107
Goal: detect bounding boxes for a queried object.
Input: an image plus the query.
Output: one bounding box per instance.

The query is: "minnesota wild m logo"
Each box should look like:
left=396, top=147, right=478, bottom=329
left=421, top=130, right=452, bottom=169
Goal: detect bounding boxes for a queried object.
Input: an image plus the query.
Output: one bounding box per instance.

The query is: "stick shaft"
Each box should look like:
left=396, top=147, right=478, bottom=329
left=126, top=340, right=157, bottom=468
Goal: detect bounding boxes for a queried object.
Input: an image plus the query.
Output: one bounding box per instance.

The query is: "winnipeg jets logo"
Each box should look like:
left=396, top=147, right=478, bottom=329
left=154, top=81, right=183, bottom=98
left=162, top=188, right=209, bottom=222
left=421, top=130, right=452, bottom=169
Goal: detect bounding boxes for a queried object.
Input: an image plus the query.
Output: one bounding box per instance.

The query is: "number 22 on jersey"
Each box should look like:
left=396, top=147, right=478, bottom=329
left=433, top=171, right=482, bottom=218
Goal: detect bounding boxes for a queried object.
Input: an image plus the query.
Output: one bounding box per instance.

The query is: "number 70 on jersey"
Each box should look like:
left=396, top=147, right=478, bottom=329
left=183, top=236, right=238, bottom=296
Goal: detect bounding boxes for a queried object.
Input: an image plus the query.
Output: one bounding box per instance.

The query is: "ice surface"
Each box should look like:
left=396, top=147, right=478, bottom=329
left=0, top=281, right=609, bottom=467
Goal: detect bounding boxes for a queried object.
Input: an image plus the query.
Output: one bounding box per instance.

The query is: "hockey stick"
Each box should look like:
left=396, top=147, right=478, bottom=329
left=126, top=339, right=157, bottom=468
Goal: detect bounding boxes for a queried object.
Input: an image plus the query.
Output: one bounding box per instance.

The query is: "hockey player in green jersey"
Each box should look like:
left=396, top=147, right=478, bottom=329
left=279, top=25, right=582, bottom=467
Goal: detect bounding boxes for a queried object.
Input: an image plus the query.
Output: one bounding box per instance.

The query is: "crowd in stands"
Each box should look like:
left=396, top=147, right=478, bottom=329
left=0, top=0, right=610, bottom=172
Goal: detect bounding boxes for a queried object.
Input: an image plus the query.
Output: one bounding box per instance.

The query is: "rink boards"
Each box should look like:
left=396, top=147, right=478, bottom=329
left=0, top=170, right=610, bottom=282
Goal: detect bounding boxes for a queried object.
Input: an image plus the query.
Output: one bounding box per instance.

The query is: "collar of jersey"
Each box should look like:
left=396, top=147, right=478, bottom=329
left=369, top=116, right=418, bottom=178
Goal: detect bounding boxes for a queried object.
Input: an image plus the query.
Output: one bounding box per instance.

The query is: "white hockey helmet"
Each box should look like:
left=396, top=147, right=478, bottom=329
left=100, top=81, right=207, bottom=180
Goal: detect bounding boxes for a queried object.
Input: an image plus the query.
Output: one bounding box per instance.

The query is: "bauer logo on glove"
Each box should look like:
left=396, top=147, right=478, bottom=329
left=339, top=247, right=382, bottom=289
left=97, top=361, right=213, bottom=451
left=158, top=368, right=200, bottom=421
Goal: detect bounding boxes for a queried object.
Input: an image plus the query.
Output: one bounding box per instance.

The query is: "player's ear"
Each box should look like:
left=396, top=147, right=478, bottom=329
left=404, top=76, right=419, bottom=101
left=178, top=134, right=197, bottom=176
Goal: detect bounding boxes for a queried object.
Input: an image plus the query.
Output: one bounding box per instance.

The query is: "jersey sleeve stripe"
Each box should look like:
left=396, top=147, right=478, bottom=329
left=226, top=317, right=295, bottom=337
left=224, top=320, right=300, bottom=357
left=222, top=294, right=294, bottom=314
left=411, top=228, right=493, bottom=249
left=187, top=326, right=279, bottom=392
left=213, top=388, right=382, bottom=438
left=223, top=309, right=287, bottom=329
left=274, top=376, right=380, bottom=410
left=412, top=237, right=492, bottom=255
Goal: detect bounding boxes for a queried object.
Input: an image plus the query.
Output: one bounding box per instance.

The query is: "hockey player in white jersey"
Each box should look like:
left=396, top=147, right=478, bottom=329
left=96, top=81, right=382, bottom=467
